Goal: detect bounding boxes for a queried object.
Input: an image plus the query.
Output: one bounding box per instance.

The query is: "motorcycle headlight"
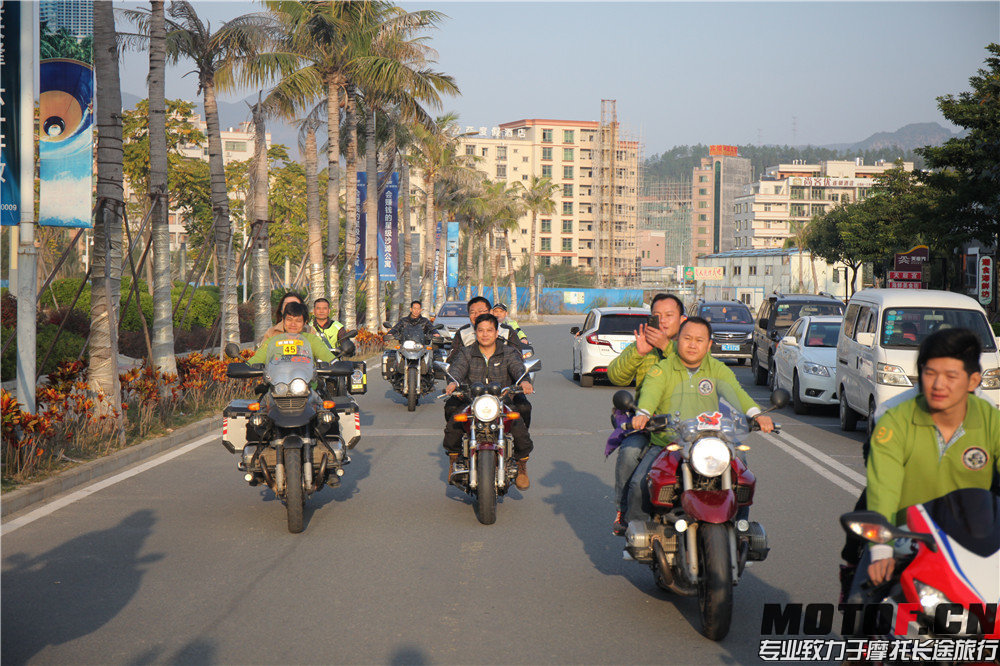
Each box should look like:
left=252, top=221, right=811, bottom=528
left=913, top=579, right=950, bottom=617
left=289, top=378, right=309, bottom=396
left=472, top=395, right=501, bottom=422
left=802, top=362, right=830, bottom=377
left=403, top=340, right=421, bottom=351
left=981, top=367, right=1000, bottom=390
left=272, top=382, right=289, bottom=397
left=689, top=437, right=731, bottom=478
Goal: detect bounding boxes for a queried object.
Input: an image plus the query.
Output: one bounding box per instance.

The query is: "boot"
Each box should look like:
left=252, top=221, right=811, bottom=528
left=515, top=457, right=530, bottom=490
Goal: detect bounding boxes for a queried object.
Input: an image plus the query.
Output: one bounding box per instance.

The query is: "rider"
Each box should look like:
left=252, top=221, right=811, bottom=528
left=628, top=316, right=774, bottom=528
left=388, top=299, right=440, bottom=343
left=845, top=328, right=1000, bottom=606
left=450, top=296, right=524, bottom=358
left=443, top=313, right=534, bottom=490
left=492, top=303, right=529, bottom=344
left=249, top=301, right=334, bottom=364
left=607, top=293, right=685, bottom=535
left=264, top=292, right=313, bottom=339
left=312, top=297, right=346, bottom=352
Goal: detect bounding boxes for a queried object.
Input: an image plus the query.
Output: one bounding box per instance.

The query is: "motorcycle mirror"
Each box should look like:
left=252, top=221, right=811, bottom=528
left=770, top=388, right=791, bottom=409
left=343, top=329, right=358, bottom=339
left=338, top=339, right=356, bottom=357
left=524, top=357, right=541, bottom=373
left=382, top=321, right=391, bottom=328
left=224, top=342, right=242, bottom=359
left=434, top=323, right=445, bottom=330
left=612, top=390, right=636, bottom=412
left=570, top=326, right=580, bottom=335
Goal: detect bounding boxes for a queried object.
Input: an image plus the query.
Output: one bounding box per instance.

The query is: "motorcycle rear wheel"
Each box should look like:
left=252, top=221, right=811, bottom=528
left=474, top=450, right=498, bottom=525
left=284, top=447, right=304, bottom=534
left=697, top=523, right=733, bottom=641
left=407, top=366, right=418, bottom=412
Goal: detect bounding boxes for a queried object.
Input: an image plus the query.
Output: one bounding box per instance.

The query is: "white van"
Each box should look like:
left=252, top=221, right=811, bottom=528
left=836, top=288, right=1000, bottom=436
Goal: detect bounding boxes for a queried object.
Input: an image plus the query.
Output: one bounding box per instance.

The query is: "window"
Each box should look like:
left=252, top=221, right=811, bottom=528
left=224, top=140, right=247, bottom=152
left=522, top=156, right=528, bottom=163
left=562, top=220, right=572, bottom=233
left=522, top=175, right=528, bottom=181
left=563, top=130, right=574, bottom=143
left=496, top=164, right=507, bottom=178
left=542, top=257, right=551, bottom=267
left=542, top=129, right=553, bottom=142
left=481, top=147, right=489, bottom=157
left=698, top=227, right=708, bottom=234
left=562, top=256, right=572, bottom=266
left=881, top=307, right=995, bottom=350
left=562, top=238, right=572, bottom=252
left=541, top=165, right=553, bottom=178
left=497, top=146, right=507, bottom=160
left=521, top=229, right=527, bottom=235
left=699, top=175, right=708, bottom=182
left=698, top=188, right=708, bottom=195
left=563, top=166, right=574, bottom=179
left=749, top=265, right=757, bottom=276
left=563, top=148, right=573, bottom=161
left=540, top=219, right=551, bottom=233
left=733, top=265, right=742, bottom=276
left=764, top=265, right=772, bottom=276
left=697, top=240, right=707, bottom=248
left=699, top=214, right=707, bottom=221
left=811, top=204, right=826, bottom=216
left=790, top=187, right=805, bottom=200
left=542, top=147, right=553, bottom=161
left=698, top=201, right=707, bottom=209
left=562, top=184, right=573, bottom=197
left=790, top=204, right=807, bottom=217
left=465, top=144, right=475, bottom=156
left=541, top=238, right=551, bottom=252
left=562, top=201, right=573, bottom=215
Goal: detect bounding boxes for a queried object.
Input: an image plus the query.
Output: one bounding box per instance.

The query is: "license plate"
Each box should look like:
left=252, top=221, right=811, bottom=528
left=613, top=341, right=628, bottom=352
left=721, top=343, right=740, bottom=351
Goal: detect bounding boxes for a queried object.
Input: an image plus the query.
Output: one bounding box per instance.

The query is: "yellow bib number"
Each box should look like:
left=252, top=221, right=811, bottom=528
left=276, top=339, right=301, bottom=355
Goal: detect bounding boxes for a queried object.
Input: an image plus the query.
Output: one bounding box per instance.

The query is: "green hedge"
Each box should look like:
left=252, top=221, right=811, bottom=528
left=1, top=324, right=87, bottom=381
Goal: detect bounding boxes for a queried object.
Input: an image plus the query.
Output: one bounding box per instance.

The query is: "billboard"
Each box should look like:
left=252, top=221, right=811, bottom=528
left=0, top=0, right=21, bottom=226
left=355, top=171, right=399, bottom=281
left=446, top=220, right=459, bottom=288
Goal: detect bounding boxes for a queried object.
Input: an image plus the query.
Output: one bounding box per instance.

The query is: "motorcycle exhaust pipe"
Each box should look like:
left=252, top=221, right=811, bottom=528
left=261, top=460, right=275, bottom=490
left=652, top=539, right=674, bottom=587
left=316, top=453, right=329, bottom=490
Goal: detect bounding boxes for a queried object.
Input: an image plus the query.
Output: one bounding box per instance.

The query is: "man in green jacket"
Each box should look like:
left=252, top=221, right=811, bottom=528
left=860, top=328, right=1000, bottom=589
left=624, top=316, right=774, bottom=528
left=607, top=293, right=684, bottom=534
left=249, top=301, right=335, bottom=365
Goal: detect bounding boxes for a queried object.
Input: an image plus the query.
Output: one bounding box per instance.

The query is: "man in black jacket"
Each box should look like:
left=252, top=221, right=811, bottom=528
left=388, top=300, right=440, bottom=343
left=448, top=296, right=523, bottom=359
left=443, top=313, right=534, bottom=489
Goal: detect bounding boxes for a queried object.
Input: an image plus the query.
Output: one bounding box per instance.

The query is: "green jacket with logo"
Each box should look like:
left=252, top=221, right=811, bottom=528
left=867, top=394, right=1000, bottom=528
left=248, top=332, right=335, bottom=365
left=607, top=340, right=675, bottom=394
left=637, top=352, right=759, bottom=448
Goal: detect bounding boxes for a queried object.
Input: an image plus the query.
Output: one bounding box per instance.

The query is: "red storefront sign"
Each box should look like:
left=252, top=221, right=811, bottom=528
left=888, top=271, right=922, bottom=281
left=887, top=280, right=923, bottom=290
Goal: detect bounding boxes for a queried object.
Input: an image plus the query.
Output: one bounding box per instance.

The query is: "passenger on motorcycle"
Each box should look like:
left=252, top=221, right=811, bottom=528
left=625, top=316, right=774, bottom=530
left=492, top=303, right=529, bottom=344
left=443, top=313, right=534, bottom=490
left=450, top=296, right=524, bottom=358
left=264, top=292, right=313, bottom=339
left=607, top=293, right=685, bottom=535
left=845, top=328, right=1000, bottom=606
left=312, top=298, right=346, bottom=352
left=249, top=301, right=334, bottom=365
left=387, top=300, right=441, bottom=343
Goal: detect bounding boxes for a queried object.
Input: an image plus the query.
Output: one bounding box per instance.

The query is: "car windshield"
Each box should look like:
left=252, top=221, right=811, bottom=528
left=774, top=302, right=843, bottom=329
left=881, top=307, right=997, bottom=351
left=437, top=303, right=465, bottom=317
left=804, top=321, right=841, bottom=347
left=701, top=305, right=752, bottom=324
left=598, top=314, right=648, bottom=335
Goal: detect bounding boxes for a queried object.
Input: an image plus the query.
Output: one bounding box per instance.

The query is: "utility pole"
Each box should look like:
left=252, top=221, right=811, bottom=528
left=16, top=1, right=37, bottom=411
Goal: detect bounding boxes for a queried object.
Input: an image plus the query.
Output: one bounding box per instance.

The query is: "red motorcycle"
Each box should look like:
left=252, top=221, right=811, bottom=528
left=615, top=388, right=788, bottom=640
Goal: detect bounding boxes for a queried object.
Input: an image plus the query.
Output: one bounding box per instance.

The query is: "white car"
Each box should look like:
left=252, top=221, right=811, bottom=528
left=773, top=315, right=843, bottom=414
left=570, top=307, right=650, bottom=387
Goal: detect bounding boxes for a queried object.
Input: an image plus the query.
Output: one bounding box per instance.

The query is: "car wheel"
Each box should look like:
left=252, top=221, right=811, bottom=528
left=792, top=373, right=808, bottom=415
left=753, top=347, right=768, bottom=386
left=572, top=352, right=580, bottom=381
left=736, top=358, right=746, bottom=366
left=839, top=390, right=858, bottom=432
left=580, top=373, right=594, bottom=388
left=767, top=358, right=777, bottom=391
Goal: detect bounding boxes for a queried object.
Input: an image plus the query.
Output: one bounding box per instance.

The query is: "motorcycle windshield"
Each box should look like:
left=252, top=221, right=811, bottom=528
left=918, top=487, right=1000, bottom=559
left=264, top=334, right=316, bottom=385
left=672, top=380, right=749, bottom=442
left=399, top=322, right=430, bottom=345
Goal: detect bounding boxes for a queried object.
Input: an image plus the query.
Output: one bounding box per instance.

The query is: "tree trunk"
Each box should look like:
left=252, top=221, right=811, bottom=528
left=421, top=170, right=435, bottom=305
left=250, top=102, right=270, bottom=341
left=364, top=108, right=379, bottom=331
left=91, top=0, right=123, bottom=412
left=326, top=75, right=341, bottom=318
left=401, top=159, right=412, bottom=317
left=342, top=85, right=358, bottom=329
left=528, top=211, right=537, bottom=318
left=504, top=229, right=518, bottom=317
left=202, top=77, right=237, bottom=350
left=477, top=231, right=485, bottom=296
left=305, top=121, right=324, bottom=306
left=148, top=0, right=175, bottom=376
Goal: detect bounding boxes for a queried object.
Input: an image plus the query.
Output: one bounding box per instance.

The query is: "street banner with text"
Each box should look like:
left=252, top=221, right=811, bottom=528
left=355, top=171, right=400, bottom=281
left=0, top=0, right=21, bottom=226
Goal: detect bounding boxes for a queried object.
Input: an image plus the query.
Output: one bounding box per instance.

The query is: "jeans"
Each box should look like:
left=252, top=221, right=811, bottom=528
left=624, top=441, right=663, bottom=526
left=614, top=431, right=649, bottom=515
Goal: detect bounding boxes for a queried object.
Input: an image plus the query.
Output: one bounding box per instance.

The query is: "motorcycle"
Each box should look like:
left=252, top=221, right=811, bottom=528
left=840, top=487, right=1000, bottom=645
left=381, top=321, right=447, bottom=411
left=221, top=335, right=362, bottom=533
left=614, top=387, right=789, bottom=640
left=436, top=357, right=541, bottom=525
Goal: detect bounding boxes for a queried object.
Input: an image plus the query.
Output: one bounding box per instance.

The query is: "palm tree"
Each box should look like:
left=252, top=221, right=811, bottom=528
left=91, top=0, right=124, bottom=412
left=299, top=114, right=325, bottom=303
left=519, top=176, right=559, bottom=319
left=248, top=99, right=271, bottom=340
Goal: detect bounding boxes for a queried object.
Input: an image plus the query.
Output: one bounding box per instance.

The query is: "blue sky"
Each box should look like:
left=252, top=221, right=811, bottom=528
left=117, top=1, right=1000, bottom=155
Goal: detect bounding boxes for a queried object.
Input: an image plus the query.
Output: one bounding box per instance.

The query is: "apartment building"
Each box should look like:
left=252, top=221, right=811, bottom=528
left=733, top=159, right=914, bottom=250
left=690, top=146, right=752, bottom=263
left=640, top=180, right=692, bottom=271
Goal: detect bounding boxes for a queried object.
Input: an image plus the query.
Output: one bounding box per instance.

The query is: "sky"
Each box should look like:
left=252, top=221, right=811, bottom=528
left=116, top=1, right=1000, bottom=157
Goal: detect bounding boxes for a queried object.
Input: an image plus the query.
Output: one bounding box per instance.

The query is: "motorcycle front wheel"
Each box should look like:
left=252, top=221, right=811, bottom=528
left=474, top=450, right=497, bottom=525
left=284, top=447, right=305, bottom=533
left=697, top=523, right=733, bottom=640
left=407, top=366, right=418, bottom=411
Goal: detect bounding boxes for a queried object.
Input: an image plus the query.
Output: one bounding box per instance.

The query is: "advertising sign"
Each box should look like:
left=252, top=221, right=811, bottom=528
left=887, top=280, right=923, bottom=290
left=894, top=245, right=929, bottom=271
left=887, top=271, right=922, bottom=281
left=709, top=145, right=738, bottom=157
left=694, top=266, right=724, bottom=281
left=979, top=255, right=993, bottom=305
left=446, top=220, right=459, bottom=288
left=38, top=0, right=94, bottom=227
left=0, top=0, right=21, bottom=226
left=355, top=171, right=399, bottom=281
left=683, top=266, right=695, bottom=282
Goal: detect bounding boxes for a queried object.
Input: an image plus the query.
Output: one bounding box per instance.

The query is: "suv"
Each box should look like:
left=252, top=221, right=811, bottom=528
left=751, top=292, right=845, bottom=386
left=693, top=299, right=754, bottom=365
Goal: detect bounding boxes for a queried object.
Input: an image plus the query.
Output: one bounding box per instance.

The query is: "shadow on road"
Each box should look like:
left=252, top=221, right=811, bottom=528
left=389, top=644, right=430, bottom=665
left=1, top=510, right=163, bottom=665
left=127, top=637, right=216, bottom=666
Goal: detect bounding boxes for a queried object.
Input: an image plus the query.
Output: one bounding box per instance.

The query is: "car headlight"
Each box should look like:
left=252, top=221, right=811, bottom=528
left=981, top=368, right=1000, bottom=390
left=289, top=378, right=309, bottom=396
left=689, top=437, right=731, bottom=478
left=877, top=362, right=912, bottom=387
left=471, top=395, right=501, bottom=422
left=272, top=382, right=289, bottom=397
left=802, top=362, right=830, bottom=377
left=403, top=340, right=421, bottom=351
left=745, top=332, right=753, bottom=340
left=913, top=579, right=950, bottom=617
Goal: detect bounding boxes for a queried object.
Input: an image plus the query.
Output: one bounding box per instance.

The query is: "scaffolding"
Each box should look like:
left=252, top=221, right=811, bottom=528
left=640, top=180, right=693, bottom=269
left=593, top=99, right=639, bottom=287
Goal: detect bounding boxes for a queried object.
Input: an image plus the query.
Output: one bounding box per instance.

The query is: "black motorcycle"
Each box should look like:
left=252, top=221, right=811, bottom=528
left=381, top=321, right=447, bottom=411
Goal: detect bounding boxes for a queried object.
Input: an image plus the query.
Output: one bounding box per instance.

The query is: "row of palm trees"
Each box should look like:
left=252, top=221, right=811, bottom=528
left=88, top=1, right=559, bottom=412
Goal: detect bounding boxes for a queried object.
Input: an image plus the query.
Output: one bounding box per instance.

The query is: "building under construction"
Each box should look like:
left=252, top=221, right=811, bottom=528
left=592, top=100, right=640, bottom=287
left=639, top=180, right=693, bottom=269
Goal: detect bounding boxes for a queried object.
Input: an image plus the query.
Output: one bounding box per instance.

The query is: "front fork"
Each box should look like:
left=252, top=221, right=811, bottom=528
left=679, top=463, right=740, bottom=586
left=465, top=424, right=507, bottom=490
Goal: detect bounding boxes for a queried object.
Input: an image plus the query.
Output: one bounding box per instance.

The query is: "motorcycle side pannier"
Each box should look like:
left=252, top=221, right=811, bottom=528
left=222, top=399, right=254, bottom=453
left=349, top=361, right=368, bottom=395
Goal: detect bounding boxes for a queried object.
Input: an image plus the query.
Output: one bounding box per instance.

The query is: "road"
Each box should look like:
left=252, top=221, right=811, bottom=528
left=2, top=318, right=869, bottom=665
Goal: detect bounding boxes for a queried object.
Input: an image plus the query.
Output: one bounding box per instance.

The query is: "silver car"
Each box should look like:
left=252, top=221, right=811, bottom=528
left=434, top=301, right=469, bottom=344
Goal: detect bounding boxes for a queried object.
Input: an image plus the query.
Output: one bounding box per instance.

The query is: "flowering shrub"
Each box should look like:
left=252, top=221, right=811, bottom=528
left=352, top=327, right=386, bottom=359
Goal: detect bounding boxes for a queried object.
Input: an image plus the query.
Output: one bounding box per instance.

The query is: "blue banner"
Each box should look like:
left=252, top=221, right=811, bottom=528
left=446, top=220, right=459, bottom=288
left=354, top=172, right=367, bottom=280
left=356, top=171, right=399, bottom=281
left=0, top=0, right=21, bottom=226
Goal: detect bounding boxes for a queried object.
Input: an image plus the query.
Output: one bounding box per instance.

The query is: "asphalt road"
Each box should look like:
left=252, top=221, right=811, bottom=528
left=2, top=317, right=870, bottom=665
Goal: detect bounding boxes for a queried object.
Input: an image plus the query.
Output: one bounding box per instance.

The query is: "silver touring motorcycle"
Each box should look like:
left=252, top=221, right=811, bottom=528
left=222, top=335, right=362, bottom=533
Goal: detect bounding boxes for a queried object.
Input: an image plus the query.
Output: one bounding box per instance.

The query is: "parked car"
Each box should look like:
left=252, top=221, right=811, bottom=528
left=694, top=299, right=755, bottom=365
left=751, top=292, right=845, bottom=387
left=433, top=301, right=469, bottom=345
left=773, top=315, right=843, bottom=414
left=570, top=306, right=650, bottom=387
left=836, top=288, right=1000, bottom=437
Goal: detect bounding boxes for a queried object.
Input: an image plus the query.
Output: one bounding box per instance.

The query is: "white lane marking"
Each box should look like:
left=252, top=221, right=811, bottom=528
left=773, top=429, right=867, bottom=487
left=363, top=428, right=591, bottom=437
left=763, top=433, right=863, bottom=496
left=2, top=433, right=218, bottom=535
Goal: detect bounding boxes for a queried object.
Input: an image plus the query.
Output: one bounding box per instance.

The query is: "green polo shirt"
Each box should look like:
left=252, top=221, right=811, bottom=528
left=867, top=394, right=1000, bottom=528
left=637, top=353, right=759, bottom=447
left=607, top=340, right=675, bottom=394
left=248, top=332, right=335, bottom=365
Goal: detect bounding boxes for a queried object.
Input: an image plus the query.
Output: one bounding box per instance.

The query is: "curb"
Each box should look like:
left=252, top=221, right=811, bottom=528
left=1, top=414, right=220, bottom=519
